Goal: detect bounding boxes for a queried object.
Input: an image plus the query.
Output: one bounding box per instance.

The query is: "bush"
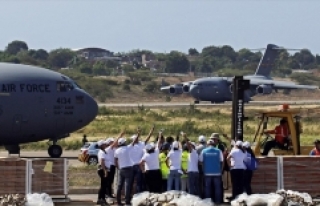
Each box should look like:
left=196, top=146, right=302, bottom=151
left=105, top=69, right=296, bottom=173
left=102, top=79, right=118, bottom=85
left=122, top=84, right=130, bottom=91
left=143, top=81, right=158, bottom=93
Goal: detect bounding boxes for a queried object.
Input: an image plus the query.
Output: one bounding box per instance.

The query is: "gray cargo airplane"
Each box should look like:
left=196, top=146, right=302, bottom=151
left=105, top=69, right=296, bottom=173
left=161, top=44, right=319, bottom=103
left=0, top=62, right=98, bottom=158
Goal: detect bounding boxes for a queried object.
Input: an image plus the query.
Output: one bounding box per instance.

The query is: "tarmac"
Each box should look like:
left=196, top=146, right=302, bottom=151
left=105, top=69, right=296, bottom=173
left=98, top=100, right=320, bottom=108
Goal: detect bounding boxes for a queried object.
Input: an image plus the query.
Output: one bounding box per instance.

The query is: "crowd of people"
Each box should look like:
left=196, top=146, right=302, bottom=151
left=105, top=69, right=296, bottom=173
left=95, top=126, right=258, bottom=206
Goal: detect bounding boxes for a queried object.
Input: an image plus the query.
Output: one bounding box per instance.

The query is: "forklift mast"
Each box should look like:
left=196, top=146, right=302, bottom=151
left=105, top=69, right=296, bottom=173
left=231, top=76, right=250, bottom=141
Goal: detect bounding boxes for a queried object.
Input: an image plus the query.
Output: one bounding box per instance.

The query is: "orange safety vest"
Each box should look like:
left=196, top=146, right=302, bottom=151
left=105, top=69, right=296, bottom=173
left=312, top=148, right=320, bottom=156
left=269, top=125, right=290, bottom=144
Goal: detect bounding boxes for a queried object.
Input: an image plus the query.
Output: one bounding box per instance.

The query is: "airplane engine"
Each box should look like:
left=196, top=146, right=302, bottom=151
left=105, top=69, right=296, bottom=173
left=182, top=84, right=190, bottom=93
left=256, top=84, right=273, bottom=94
left=169, top=86, right=183, bottom=94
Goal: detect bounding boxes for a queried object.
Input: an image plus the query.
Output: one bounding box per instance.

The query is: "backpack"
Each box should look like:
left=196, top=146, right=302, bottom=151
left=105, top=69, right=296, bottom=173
left=244, top=152, right=258, bottom=170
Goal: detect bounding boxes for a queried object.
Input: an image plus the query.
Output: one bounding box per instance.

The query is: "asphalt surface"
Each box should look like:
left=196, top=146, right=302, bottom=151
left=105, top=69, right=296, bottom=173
left=98, top=100, right=320, bottom=108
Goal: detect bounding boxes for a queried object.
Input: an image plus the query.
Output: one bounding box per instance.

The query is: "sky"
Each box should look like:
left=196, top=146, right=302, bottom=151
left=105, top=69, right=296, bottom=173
left=1, top=0, right=320, bottom=54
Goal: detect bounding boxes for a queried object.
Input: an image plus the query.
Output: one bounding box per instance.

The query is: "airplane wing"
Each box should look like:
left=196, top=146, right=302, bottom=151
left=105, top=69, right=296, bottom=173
left=249, top=79, right=319, bottom=90
left=226, top=78, right=318, bottom=90
left=160, top=86, right=171, bottom=91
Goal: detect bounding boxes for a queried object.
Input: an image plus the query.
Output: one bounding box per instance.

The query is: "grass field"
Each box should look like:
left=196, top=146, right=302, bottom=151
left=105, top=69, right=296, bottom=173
left=19, top=104, right=320, bottom=150
left=61, top=104, right=320, bottom=188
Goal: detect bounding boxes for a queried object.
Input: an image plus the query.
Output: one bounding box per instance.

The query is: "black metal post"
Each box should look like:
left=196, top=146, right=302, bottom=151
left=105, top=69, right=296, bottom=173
left=231, top=76, right=250, bottom=141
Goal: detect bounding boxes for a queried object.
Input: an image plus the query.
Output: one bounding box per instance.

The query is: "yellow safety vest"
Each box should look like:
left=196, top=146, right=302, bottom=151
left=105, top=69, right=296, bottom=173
left=159, top=152, right=169, bottom=179
left=181, top=151, right=189, bottom=178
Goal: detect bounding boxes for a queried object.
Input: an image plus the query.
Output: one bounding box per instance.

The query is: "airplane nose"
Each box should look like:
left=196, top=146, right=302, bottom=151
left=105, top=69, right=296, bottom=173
left=189, top=84, right=198, bottom=95
left=85, top=94, right=98, bottom=123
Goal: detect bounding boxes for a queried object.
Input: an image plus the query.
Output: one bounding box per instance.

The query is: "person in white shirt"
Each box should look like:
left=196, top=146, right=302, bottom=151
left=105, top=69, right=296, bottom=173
left=114, top=131, right=135, bottom=205
left=128, top=126, right=154, bottom=193
left=185, top=138, right=200, bottom=196
left=165, top=140, right=182, bottom=191
left=139, top=136, right=162, bottom=193
left=96, top=140, right=108, bottom=205
left=104, top=137, right=117, bottom=199
left=195, top=135, right=206, bottom=198
left=226, top=140, right=247, bottom=200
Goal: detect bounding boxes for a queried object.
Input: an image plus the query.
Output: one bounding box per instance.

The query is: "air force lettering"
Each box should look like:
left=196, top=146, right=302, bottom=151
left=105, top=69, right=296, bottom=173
left=1, top=83, right=50, bottom=93
left=201, top=147, right=223, bottom=176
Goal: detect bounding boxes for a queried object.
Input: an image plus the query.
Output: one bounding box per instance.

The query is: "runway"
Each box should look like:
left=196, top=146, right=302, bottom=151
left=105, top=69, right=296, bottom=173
left=98, top=100, right=320, bottom=108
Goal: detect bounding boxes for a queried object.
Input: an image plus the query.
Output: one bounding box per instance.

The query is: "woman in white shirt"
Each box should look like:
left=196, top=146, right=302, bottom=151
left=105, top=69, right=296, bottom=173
left=139, top=137, right=162, bottom=193
left=227, top=140, right=246, bottom=201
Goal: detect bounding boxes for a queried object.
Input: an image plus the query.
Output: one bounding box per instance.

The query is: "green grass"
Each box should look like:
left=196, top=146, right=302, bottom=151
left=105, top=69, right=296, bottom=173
left=15, top=104, right=320, bottom=151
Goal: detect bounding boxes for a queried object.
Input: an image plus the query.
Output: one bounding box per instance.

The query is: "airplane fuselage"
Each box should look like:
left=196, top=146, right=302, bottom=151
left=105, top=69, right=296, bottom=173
left=189, top=75, right=274, bottom=103
left=0, top=63, right=98, bottom=145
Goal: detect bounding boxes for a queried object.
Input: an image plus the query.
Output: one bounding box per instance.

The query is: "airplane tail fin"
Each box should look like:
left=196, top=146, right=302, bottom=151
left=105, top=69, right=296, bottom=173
left=254, top=44, right=280, bottom=77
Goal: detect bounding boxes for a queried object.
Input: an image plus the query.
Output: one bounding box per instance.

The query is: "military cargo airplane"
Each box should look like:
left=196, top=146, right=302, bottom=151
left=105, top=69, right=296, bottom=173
left=161, top=44, right=318, bottom=103
left=0, top=62, right=98, bottom=158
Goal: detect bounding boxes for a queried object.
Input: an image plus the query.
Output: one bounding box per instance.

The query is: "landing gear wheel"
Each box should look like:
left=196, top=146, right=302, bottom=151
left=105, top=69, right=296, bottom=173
left=194, top=100, right=200, bottom=104
left=48, top=145, right=63, bottom=158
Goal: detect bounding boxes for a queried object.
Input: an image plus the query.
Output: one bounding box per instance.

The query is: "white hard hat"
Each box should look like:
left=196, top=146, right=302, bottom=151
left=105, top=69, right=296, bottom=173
left=198, top=135, right=206, bottom=143
left=118, top=138, right=126, bottom=145
left=243, top=141, right=251, bottom=148
left=97, top=140, right=105, bottom=146
left=236, top=140, right=243, bottom=147
left=145, top=143, right=154, bottom=151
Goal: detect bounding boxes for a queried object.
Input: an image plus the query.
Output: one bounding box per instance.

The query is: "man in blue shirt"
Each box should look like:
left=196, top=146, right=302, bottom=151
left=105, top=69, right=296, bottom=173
left=199, top=139, right=224, bottom=204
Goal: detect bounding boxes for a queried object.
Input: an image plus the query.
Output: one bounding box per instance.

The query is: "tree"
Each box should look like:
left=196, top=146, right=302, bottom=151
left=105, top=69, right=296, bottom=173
left=34, top=49, right=49, bottom=60
left=188, top=48, right=199, bottom=55
left=5, top=40, right=28, bottom=55
left=165, top=51, right=190, bottom=73
left=48, top=48, right=75, bottom=69
left=92, top=61, right=107, bottom=75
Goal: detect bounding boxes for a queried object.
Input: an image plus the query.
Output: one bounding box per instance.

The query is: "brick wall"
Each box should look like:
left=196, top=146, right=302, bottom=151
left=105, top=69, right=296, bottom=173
left=0, top=158, right=27, bottom=195
left=282, top=156, right=320, bottom=196
left=31, top=158, right=66, bottom=195
left=251, top=157, right=278, bottom=193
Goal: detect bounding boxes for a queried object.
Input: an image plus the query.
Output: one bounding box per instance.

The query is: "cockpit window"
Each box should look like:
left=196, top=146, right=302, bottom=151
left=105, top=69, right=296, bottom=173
left=56, top=81, right=74, bottom=92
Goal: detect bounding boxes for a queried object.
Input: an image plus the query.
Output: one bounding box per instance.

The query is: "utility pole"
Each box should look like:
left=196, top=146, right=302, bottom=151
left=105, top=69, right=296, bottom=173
left=231, top=76, right=250, bottom=141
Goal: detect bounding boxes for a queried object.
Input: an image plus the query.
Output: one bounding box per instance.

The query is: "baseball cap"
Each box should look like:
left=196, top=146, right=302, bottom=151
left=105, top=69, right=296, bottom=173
left=198, top=135, right=206, bottom=143
left=210, top=133, right=220, bottom=139
left=172, top=141, right=179, bottom=148
left=243, top=141, right=250, bottom=148
left=235, top=140, right=243, bottom=147
left=97, top=140, right=105, bottom=147
left=118, top=138, right=126, bottom=145
left=104, top=137, right=114, bottom=145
